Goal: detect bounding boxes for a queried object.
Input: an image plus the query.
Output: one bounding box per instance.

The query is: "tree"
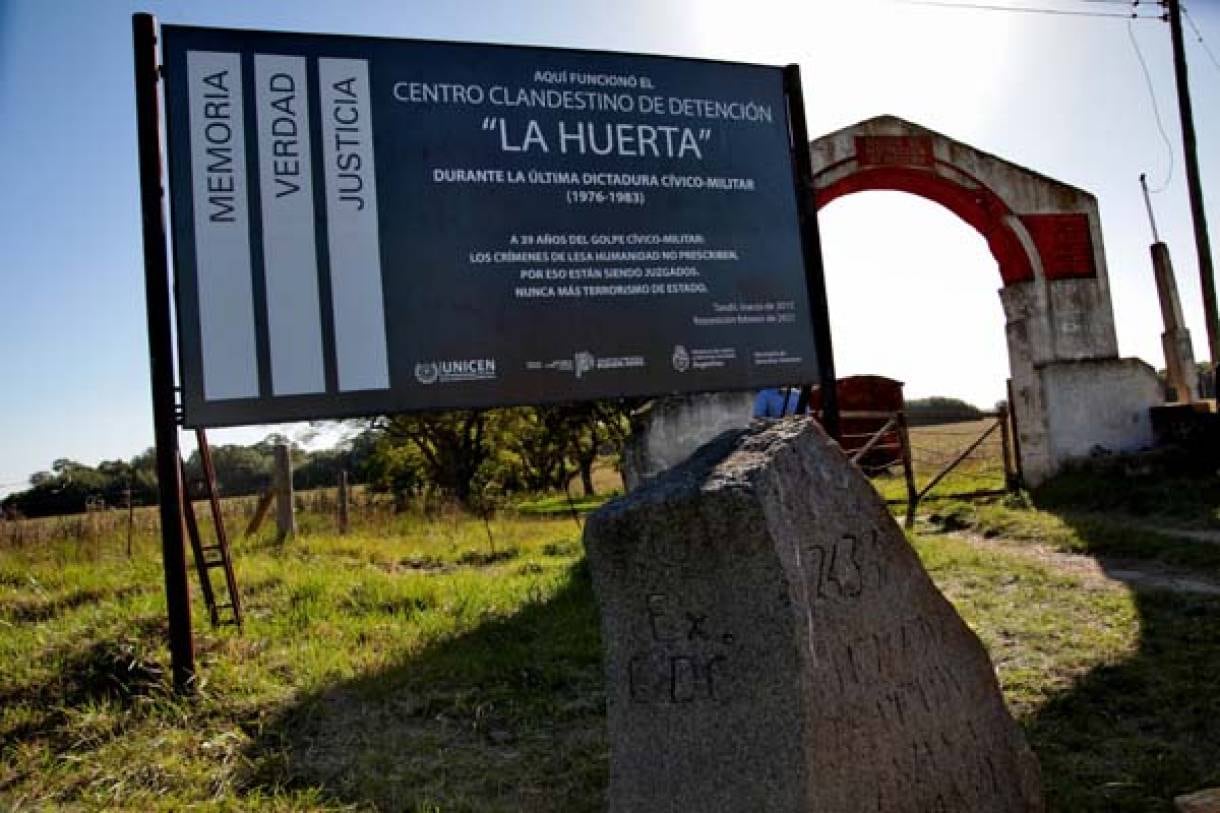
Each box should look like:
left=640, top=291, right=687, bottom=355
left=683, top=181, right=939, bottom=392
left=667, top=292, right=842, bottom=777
left=550, top=400, right=637, bottom=496
left=3, top=459, right=108, bottom=516
left=184, top=444, right=273, bottom=496
left=500, top=406, right=572, bottom=493
left=905, top=397, right=984, bottom=427
left=373, top=411, right=492, bottom=505
left=293, top=449, right=346, bottom=491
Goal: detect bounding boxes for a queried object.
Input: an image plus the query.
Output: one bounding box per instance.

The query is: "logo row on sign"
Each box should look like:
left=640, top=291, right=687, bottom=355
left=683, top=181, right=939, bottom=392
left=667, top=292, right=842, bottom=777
left=186, top=51, right=388, bottom=401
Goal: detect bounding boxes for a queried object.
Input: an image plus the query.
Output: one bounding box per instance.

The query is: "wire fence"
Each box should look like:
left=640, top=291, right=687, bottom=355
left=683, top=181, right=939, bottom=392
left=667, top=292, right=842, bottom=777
left=0, top=487, right=419, bottom=552
left=1, top=415, right=1018, bottom=550
left=906, top=418, right=1010, bottom=495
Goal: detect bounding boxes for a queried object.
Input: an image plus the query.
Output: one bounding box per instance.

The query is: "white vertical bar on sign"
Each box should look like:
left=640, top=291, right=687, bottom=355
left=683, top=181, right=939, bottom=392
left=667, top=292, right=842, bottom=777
left=254, top=54, right=326, bottom=396
left=318, top=57, right=390, bottom=392
left=187, top=51, right=259, bottom=401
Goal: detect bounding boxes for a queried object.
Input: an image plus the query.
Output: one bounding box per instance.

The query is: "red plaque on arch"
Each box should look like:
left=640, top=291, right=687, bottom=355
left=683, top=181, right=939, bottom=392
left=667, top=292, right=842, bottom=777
left=854, top=136, right=935, bottom=168
left=1020, top=214, right=1096, bottom=280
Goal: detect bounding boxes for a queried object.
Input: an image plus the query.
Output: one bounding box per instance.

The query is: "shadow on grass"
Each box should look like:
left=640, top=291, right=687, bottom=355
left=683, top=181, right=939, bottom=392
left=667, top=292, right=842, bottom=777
left=1024, top=586, right=1220, bottom=812
left=0, top=584, right=150, bottom=623
left=1033, top=452, right=1220, bottom=529
left=236, top=468, right=1220, bottom=812
left=0, top=615, right=168, bottom=712
left=1022, top=487, right=1220, bottom=811
left=0, top=615, right=169, bottom=756
left=239, top=563, right=608, bottom=812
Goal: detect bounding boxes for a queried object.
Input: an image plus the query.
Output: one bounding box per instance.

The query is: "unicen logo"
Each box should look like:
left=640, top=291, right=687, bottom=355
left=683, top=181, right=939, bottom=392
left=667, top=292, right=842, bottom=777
left=414, top=362, right=439, bottom=385
left=671, top=345, right=691, bottom=373
left=440, top=359, right=496, bottom=376
left=574, top=351, right=596, bottom=378
left=414, top=359, right=497, bottom=385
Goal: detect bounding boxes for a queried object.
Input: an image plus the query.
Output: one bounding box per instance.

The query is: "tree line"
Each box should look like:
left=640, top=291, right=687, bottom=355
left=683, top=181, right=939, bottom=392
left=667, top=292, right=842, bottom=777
left=904, top=397, right=986, bottom=426
left=1, top=401, right=640, bottom=519
left=3, top=394, right=994, bottom=519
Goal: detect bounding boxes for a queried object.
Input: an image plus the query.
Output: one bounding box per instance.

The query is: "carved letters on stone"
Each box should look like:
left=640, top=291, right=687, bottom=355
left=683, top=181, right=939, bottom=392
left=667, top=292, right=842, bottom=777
left=584, top=419, right=1044, bottom=813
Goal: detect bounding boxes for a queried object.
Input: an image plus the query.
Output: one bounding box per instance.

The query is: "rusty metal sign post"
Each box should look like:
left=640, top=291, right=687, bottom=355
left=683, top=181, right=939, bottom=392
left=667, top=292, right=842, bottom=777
left=132, top=12, right=195, bottom=693
left=783, top=65, right=840, bottom=439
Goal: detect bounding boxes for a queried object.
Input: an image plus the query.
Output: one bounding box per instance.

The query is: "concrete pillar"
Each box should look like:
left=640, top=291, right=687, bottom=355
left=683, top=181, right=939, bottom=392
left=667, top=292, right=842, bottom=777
left=1151, top=242, right=1198, bottom=402
left=1045, top=278, right=1120, bottom=361
left=1001, top=283, right=1053, bottom=484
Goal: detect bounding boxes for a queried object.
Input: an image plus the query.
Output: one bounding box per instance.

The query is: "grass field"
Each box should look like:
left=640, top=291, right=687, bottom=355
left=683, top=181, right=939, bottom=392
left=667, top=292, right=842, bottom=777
left=2, top=428, right=1220, bottom=810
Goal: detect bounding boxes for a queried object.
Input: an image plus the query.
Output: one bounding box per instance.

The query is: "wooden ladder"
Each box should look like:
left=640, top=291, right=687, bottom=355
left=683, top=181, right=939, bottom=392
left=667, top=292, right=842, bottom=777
left=180, top=428, right=243, bottom=629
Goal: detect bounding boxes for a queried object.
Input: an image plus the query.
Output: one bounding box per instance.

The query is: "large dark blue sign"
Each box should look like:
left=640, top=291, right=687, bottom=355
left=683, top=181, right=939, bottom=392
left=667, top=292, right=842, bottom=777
left=161, top=25, right=823, bottom=427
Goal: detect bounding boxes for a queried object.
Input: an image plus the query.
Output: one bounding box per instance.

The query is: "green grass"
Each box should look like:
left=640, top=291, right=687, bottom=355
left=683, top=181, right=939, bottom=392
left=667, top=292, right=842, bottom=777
left=514, top=491, right=616, bottom=516
left=3, top=478, right=1220, bottom=810
left=0, top=510, right=605, bottom=811
left=914, top=533, right=1220, bottom=811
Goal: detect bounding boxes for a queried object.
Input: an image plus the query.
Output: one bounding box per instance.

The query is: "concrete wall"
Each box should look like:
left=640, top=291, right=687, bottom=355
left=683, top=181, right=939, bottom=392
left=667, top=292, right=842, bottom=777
left=1040, top=358, right=1161, bottom=467
left=621, top=391, right=755, bottom=491
left=1001, top=282, right=1053, bottom=483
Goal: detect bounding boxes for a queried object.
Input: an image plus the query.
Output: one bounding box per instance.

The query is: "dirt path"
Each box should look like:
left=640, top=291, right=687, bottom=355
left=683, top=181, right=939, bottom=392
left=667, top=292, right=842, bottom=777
left=1128, top=522, right=1220, bottom=547
left=948, top=531, right=1220, bottom=597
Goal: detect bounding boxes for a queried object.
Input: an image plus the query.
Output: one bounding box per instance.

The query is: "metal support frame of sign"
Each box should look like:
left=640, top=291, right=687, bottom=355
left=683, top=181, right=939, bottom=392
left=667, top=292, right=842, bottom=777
left=782, top=65, right=839, bottom=439
left=132, top=12, right=840, bottom=692
left=133, top=12, right=196, bottom=693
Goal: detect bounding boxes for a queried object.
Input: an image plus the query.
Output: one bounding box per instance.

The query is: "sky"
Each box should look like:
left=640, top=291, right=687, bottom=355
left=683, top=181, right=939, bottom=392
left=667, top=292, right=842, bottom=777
left=0, top=0, right=1218, bottom=495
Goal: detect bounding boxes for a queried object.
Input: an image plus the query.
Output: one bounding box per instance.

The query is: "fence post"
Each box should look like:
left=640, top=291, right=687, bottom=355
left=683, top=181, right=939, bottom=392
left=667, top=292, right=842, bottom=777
left=998, top=404, right=1016, bottom=492
left=245, top=490, right=274, bottom=538
left=125, top=487, right=135, bottom=558
left=337, top=470, right=350, bottom=535
left=1006, top=379, right=1025, bottom=487
left=273, top=444, right=296, bottom=541
left=896, top=411, right=918, bottom=530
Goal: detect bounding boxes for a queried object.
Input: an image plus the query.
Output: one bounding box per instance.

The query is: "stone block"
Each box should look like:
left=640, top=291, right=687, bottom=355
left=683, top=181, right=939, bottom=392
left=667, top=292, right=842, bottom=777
left=1177, top=788, right=1220, bottom=813
left=584, top=417, right=1043, bottom=812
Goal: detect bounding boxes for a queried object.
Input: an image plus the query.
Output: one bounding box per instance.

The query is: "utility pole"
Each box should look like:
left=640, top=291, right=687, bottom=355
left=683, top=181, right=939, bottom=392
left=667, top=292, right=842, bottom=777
left=1167, top=0, right=1218, bottom=387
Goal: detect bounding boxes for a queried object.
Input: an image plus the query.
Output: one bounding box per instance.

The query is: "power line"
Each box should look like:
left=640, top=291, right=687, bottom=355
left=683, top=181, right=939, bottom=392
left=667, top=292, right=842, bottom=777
left=888, top=0, right=1163, bottom=19
left=1182, top=5, right=1220, bottom=73
left=1128, top=15, right=1176, bottom=192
